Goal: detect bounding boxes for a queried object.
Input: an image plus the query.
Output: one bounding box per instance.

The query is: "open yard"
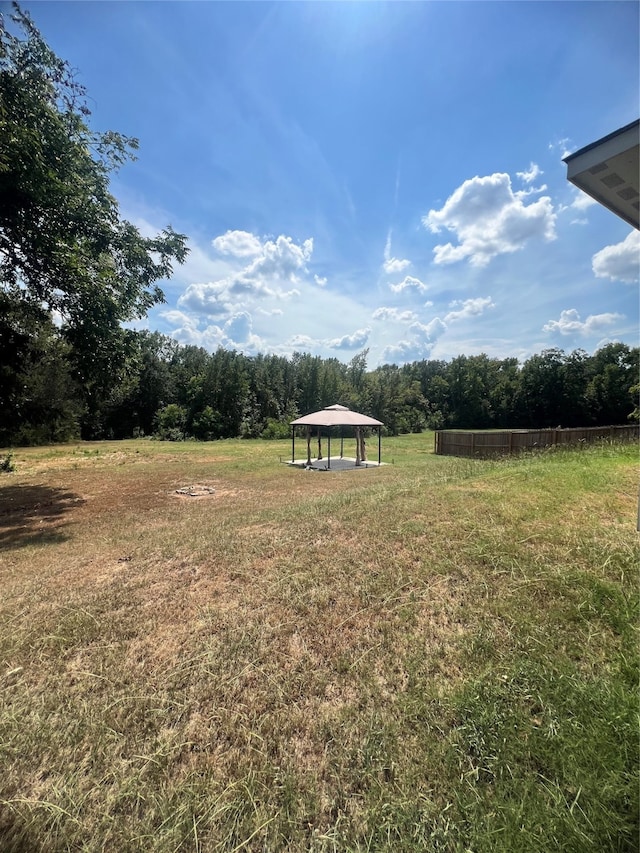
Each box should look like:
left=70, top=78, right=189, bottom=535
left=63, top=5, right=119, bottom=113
left=0, top=436, right=638, bottom=852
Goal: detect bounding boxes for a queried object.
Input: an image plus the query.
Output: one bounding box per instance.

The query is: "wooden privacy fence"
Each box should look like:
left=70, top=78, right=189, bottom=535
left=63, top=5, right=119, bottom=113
left=434, top=424, right=639, bottom=458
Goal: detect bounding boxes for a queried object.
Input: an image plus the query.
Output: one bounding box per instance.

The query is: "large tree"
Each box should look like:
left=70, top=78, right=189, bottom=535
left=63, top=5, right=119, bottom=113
left=0, top=4, right=188, bottom=436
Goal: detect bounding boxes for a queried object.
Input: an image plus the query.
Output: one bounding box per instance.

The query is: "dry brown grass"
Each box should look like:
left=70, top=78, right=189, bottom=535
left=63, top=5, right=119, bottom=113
left=0, top=438, right=638, bottom=851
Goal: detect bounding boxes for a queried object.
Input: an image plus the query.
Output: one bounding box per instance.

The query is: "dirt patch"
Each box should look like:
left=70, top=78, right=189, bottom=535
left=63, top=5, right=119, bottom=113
left=173, top=484, right=217, bottom=498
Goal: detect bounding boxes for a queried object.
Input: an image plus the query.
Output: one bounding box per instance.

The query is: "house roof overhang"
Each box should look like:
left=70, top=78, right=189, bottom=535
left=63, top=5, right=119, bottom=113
left=563, top=119, right=639, bottom=230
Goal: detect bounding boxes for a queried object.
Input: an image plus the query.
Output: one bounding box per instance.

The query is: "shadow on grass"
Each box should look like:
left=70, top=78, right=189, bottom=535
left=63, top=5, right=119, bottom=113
left=0, top=823, right=46, bottom=853
left=0, top=484, right=84, bottom=550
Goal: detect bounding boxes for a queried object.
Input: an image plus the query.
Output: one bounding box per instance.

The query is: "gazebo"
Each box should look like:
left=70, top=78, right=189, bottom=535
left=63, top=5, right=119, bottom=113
left=290, top=404, right=384, bottom=470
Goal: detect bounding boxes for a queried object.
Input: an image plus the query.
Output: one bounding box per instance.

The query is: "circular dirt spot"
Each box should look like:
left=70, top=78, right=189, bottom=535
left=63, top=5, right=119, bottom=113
left=174, top=485, right=216, bottom=498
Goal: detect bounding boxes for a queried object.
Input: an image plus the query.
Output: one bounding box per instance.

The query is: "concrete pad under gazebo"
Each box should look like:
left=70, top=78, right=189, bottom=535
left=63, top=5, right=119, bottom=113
left=289, top=404, right=384, bottom=470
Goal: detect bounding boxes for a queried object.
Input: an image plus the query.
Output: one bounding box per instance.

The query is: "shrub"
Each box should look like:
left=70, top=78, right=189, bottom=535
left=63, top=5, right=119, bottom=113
left=0, top=453, right=15, bottom=473
left=154, top=404, right=187, bottom=440
left=261, top=418, right=291, bottom=440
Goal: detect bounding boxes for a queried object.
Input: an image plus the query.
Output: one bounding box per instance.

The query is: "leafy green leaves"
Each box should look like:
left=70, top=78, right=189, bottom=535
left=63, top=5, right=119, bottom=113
left=0, top=3, right=188, bottom=422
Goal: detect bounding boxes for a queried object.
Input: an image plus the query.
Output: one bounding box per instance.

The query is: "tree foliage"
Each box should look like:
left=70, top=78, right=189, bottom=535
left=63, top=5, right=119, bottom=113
left=0, top=3, right=188, bottom=434
left=4, top=332, right=638, bottom=446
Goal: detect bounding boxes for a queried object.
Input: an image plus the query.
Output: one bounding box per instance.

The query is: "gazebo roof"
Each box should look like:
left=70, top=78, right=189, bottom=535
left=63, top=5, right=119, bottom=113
left=291, top=404, right=383, bottom=428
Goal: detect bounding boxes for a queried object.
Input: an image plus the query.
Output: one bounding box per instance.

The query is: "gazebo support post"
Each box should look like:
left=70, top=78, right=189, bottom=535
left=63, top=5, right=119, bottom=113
left=306, top=426, right=312, bottom=465
left=291, top=427, right=296, bottom=463
left=327, top=432, right=331, bottom=469
left=355, top=426, right=361, bottom=467
left=317, top=428, right=322, bottom=460
left=378, top=428, right=381, bottom=465
left=340, top=430, right=344, bottom=458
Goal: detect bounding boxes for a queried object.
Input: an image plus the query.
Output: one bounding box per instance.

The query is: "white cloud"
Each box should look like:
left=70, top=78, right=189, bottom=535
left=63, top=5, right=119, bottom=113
left=383, top=228, right=411, bottom=274
left=592, top=231, right=640, bottom=284
left=257, top=307, right=284, bottom=316
left=314, top=274, right=328, bottom=287
left=378, top=296, right=492, bottom=365
left=557, top=189, right=597, bottom=222
left=178, top=281, right=235, bottom=316
left=444, top=296, right=495, bottom=323
left=516, top=162, right=542, bottom=184
left=381, top=316, right=446, bottom=364
left=372, top=307, right=417, bottom=323
left=410, top=318, right=447, bottom=340
left=161, top=309, right=198, bottom=329
left=248, top=235, right=313, bottom=281
left=289, top=334, right=317, bottom=349
left=543, top=308, right=624, bottom=336
left=161, top=309, right=209, bottom=346
left=390, top=275, right=428, bottom=294
left=289, top=327, right=371, bottom=352
left=383, top=257, right=411, bottom=274
left=381, top=340, right=432, bottom=364
left=424, top=172, right=556, bottom=267
left=515, top=183, right=548, bottom=200
left=212, top=230, right=263, bottom=257
left=224, top=311, right=254, bottom=344
left=549, top=138, right=573, bottom=160
left=165, top=309, right=264, bottom=353
left=326, top=328, right=371, bottom=350
left=178, top=231, right=313, bottom=316
left=570, top=192, right=597, bottom=212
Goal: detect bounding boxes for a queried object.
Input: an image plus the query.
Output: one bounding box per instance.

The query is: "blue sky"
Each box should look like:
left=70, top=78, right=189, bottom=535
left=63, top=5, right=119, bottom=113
left=25, top=1, right=639, bottom=367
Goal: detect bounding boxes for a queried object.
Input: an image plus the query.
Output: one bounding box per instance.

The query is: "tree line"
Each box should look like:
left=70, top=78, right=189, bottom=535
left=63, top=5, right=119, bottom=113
left=1, top=319, right=637, bottom=445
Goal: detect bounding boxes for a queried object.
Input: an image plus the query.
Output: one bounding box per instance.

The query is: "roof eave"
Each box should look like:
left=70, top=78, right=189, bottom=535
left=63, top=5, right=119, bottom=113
left=563, top=119, right=640, bottom=231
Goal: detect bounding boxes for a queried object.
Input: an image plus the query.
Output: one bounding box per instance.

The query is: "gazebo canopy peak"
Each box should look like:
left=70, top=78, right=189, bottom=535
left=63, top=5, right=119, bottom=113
left=290, top=404, right=383, bottom=428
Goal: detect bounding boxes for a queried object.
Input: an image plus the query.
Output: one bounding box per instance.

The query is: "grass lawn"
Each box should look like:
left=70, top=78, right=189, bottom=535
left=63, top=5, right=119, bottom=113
left=0, top=435, right=638, bottom=852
